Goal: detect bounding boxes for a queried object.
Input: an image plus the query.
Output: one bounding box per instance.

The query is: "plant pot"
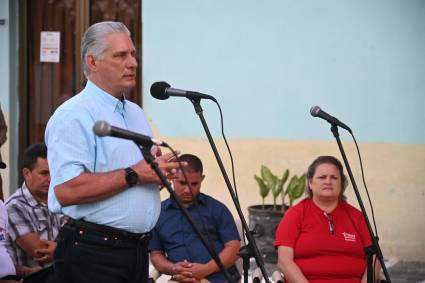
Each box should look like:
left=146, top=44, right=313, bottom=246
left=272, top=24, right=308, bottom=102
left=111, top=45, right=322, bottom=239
left=248, top=205, right=284, bottom=264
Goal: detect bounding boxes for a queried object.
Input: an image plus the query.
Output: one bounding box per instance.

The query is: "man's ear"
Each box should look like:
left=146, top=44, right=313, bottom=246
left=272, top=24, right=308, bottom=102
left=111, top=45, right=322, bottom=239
left=201, top=175, right=206, bottom=182
left=22, top=168, right=31, bottom=181
left=85, top=54, right=98, bottom=72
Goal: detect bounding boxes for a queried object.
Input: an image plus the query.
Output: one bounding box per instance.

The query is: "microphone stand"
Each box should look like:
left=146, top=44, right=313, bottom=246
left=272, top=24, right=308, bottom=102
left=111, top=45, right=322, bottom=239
left=190, top=98, right=271, bottom=283
left=138, top=145, right=235, bottom=283
left=330, top=124, right=391, bottom=283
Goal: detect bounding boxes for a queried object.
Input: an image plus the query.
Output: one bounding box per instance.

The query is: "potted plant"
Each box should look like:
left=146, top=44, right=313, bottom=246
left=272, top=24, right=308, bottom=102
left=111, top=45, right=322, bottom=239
left=248, top=165, right=306, bottom=263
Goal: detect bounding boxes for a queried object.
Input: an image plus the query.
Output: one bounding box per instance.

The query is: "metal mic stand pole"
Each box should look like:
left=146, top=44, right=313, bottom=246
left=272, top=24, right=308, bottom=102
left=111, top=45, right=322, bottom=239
left=138, top=145, right=235, bottom=283
left=330, top=124, right=391, bottom=283
left=190, top=98, right=271, bottom=283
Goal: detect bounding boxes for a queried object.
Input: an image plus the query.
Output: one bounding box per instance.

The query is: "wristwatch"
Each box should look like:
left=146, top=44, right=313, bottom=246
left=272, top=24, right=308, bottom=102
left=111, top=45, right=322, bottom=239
left=125, top=167, right=139, bottom=187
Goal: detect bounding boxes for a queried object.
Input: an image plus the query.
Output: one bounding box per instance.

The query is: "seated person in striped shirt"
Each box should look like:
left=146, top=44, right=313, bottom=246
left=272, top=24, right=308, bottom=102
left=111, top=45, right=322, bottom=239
left=5, top=143, right=62, bottom=277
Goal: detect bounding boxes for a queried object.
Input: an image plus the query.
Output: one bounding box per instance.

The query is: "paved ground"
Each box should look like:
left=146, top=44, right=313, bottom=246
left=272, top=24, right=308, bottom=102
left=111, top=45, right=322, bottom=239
left=153, top=259, right=425, bottom=282
left=386, top=261, right=425, bottom=283
left=261, top=259, right=425, bottom=283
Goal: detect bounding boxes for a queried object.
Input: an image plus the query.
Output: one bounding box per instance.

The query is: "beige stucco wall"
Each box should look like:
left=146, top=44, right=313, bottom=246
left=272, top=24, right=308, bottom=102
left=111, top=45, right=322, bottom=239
left=1, top=128, right=424, bottom=260
left=159, top=138, right=425, bottom=261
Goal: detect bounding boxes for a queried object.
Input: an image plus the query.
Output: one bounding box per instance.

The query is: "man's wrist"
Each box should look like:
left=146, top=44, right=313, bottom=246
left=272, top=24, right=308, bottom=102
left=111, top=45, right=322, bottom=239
left=124, top=167, right=139, bottom=187
left=199, top=263, right=212, bottom=279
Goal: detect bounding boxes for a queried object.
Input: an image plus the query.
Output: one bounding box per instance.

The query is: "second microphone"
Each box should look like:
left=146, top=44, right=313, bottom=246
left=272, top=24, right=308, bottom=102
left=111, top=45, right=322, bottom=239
left=93, top=120, right=167, bottom=147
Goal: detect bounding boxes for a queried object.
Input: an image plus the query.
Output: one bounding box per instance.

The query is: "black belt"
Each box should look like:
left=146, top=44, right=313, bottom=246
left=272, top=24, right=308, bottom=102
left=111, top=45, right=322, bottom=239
left=65, top=218, right=151, bottom=244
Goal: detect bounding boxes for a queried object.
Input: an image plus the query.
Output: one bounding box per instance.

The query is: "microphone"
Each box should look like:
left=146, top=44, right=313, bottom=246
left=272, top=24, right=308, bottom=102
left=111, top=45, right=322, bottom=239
left=310, top=105, right=352, bottom=134
left=93, top=120, right=167, bottom=147
left=150, top=81, right=217, bottom=102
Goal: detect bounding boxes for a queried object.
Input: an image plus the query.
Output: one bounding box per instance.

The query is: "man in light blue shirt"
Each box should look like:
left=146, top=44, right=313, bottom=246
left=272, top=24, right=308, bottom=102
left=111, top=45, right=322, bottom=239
left=45, top=21, right=181, bottom=283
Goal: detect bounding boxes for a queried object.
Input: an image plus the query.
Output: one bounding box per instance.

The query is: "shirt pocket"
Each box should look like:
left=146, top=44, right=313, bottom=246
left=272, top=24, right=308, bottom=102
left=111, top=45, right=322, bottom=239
left=34, top=213, right=49, bottom=234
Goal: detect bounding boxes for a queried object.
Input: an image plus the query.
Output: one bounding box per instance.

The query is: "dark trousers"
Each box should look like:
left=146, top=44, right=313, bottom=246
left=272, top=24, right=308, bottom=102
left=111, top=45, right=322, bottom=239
left=54, top=220, right=150, bottom=283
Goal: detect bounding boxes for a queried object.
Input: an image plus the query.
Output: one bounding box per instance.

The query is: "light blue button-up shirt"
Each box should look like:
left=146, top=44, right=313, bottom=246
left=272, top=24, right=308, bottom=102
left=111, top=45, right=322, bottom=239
left=45, top=80, right=160, bottom=233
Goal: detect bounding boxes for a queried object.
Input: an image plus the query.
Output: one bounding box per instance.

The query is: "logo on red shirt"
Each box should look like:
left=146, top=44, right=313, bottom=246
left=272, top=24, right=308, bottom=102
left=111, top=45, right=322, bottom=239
left=342, top=232, right=356, bottom=242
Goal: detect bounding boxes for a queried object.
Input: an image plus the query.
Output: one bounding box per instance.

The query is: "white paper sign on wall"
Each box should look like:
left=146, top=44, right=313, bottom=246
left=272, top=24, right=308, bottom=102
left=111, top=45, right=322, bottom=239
left=40, top=31, right=60, bottom=63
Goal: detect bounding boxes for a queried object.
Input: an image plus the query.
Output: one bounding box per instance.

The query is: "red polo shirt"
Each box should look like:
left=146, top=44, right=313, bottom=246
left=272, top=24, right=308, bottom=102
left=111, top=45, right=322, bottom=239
left=275, top=198, right=372, bottom=283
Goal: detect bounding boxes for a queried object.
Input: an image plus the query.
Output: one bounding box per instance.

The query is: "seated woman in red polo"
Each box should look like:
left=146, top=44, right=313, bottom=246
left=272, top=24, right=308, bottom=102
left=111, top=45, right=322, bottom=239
left=275, top=156, right=381, bottom=283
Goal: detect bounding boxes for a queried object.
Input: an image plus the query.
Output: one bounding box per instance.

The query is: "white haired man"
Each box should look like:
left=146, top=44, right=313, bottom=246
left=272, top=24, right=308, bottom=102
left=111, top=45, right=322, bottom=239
left=45, top=21, right=181, bottom=283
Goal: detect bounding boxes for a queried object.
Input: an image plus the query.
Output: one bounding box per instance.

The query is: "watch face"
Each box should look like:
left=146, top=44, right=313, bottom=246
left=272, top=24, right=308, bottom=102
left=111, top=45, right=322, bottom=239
left=126, top=168, right=138, bottom=186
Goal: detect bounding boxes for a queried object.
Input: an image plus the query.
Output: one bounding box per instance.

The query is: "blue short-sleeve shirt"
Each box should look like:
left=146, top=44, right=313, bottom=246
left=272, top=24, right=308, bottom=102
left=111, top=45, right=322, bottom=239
left=45, top=80, right=160, bottom=233
left=149, top=193, right=240, bottom=282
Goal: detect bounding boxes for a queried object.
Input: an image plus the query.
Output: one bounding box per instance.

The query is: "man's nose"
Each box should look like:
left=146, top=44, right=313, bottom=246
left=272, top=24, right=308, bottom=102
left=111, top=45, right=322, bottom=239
left=182, top=185, right=191, bottom=193
left=127, top=56, right=138, bottom=68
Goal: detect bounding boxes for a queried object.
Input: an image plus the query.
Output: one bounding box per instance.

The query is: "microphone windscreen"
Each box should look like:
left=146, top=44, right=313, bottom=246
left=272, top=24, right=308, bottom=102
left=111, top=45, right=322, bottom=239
left=93, top=120, right=111, bottom=137
left=310, top=105, right=321, bottom=117
left=150, top=81, right=171, bottom=100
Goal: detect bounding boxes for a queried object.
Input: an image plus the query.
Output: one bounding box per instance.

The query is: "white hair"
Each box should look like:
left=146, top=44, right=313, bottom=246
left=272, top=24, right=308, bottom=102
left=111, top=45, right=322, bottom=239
left=81, top=21, right=131, bottom=77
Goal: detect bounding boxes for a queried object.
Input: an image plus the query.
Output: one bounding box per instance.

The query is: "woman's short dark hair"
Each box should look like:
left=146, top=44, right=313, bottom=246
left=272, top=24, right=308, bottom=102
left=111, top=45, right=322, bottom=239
left=305, top=155, right=348, bottom=200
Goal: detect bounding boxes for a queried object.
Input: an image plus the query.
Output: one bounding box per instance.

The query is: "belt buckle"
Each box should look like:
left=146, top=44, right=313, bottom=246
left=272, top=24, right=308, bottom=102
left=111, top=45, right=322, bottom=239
left=62, top=217, right=71, bottom=227
left=137, top=232, right=150, bottom=244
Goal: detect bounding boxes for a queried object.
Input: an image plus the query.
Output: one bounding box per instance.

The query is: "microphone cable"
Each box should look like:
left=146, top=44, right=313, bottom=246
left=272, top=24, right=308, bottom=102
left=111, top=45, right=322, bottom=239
left=214, top=101, right=240, bottom=204
left=164, top=98, right=244, bottom=245
left=213, top=100, right=245, bottom=244
left=350, top=133, right=380, bottom=282
left=350, top=133, right=378, bottom=237
left=150, top=81, right=243, bottom=246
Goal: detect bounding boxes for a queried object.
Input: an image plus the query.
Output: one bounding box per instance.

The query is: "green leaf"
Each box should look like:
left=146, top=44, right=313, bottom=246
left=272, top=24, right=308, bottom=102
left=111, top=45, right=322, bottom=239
left=254, top=175, right=270, bottom=199
left=287, top=176, right=298, bottom=206
left=281, top=169, right=290, bottom=184
left=286, top=175, right=298, bottom=195
left=280, top=169, right=290, bottom=207
left=292, top=175, right=306, bottom=199
left=261, top=165, right=277, bottom=189
left=287, top=175, right=306, bottom=206
left=274, top=181, right=284, bottom=198
left=277, top=169, right=289, bottom=196
left=271, top=174, right=280, bottom=198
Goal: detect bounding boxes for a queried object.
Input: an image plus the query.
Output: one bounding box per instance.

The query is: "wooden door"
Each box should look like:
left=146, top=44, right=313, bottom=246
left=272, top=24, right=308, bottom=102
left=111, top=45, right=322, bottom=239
left=18, top=0, right=142, bottom=185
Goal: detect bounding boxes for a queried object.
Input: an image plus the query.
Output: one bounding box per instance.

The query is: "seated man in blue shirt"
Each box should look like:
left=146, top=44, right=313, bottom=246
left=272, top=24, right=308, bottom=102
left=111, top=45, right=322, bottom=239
left=149, top=154, right=241, bottom=283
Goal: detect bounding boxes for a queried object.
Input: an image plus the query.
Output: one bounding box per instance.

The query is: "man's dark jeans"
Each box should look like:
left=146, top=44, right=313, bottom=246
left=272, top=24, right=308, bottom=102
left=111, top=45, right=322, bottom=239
left=54, top=222, right=150, bottom=283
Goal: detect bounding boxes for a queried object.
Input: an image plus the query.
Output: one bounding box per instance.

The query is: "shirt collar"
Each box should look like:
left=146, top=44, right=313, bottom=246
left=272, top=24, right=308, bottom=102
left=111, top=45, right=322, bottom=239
left=21, top=182, right=45, bottom=208
left=164, top=193, right=207, bottom=210
left=309, top=198, right=342, bottom=215
left=85, top=80, right=126, bottom=115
